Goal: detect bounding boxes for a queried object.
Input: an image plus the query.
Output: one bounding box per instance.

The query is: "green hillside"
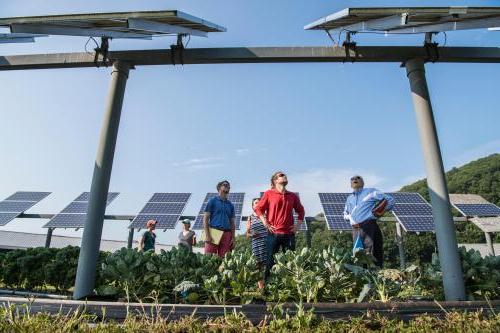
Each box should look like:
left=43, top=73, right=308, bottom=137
left=401, top=153, right=500, bottom=206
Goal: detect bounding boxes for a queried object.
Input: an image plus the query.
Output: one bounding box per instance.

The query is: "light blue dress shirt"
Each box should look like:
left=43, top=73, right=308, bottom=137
left=343, top=188, right=394, bottom=225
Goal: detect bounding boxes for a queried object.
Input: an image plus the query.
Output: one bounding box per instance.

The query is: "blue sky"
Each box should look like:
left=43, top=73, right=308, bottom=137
left=1, top=0, right=500, bottom=245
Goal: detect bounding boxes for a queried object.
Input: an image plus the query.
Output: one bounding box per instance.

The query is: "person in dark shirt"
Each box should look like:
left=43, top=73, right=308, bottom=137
left=139, top=219, right=157, bottom=252
left=178, top=219, right=196, bottom=252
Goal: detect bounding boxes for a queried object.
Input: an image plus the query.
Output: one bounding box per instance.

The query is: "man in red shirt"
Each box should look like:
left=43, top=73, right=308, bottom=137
left=254, top=171, right=305, bottom=282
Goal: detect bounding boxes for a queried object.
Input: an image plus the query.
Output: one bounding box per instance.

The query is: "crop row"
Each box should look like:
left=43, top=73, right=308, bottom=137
left=0, top=245, right=498, bottom=303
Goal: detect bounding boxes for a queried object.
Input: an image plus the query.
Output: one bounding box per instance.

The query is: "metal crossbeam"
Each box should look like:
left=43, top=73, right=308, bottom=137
left=1, top=46, right=500, bottom=71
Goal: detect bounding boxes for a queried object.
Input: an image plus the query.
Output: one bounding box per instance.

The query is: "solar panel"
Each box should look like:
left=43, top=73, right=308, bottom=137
left=325, top=215, right=351, bottom=231
left=396, top=216, right=435, bottom=232
left=0, top=191, right=51, bottom=226
left=0, top=213, right=21, bottom=226
left=305, top=7, right=500, bottom=34
left=390, top=192, right=427, bottom=204
left=322, top=203, right=346, bottom=216
left=319, top=193, right=349, bottom=230
left=129, top=192, right=191, bottom=230
left=74, top=192, right=119, bottom=203
left=193, top=192, right=245, bottom=230
left=319, top=191, right=435, bottom=232
left=44, top=192, right=119, bottom=228
left=0, top=201, right=39, bottom=212
left=454, top=203, right=500, bottom=217
left=390, top=193, right=435, bottom=232
left=392, top=203, right=433, bottom=216
left=0, top=10, right=226, bottom=40
left=60, top=202, right=88, bottom=214
left=139, top=202, right=186, bottom=215
left=5, top=191, right=51, bottom=201
left=149, top=192, right=191, bottom=203
left=129, top=214, right=180, bottom=230
left=318, top=193, right=350, bottom=203
left=45, top=213, right=87, bottom=228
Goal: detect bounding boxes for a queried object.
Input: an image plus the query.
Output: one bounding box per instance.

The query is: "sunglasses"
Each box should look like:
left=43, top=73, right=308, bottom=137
left=350, top=176, right=361, bottom=181
left=276, top=173, right=286, bottom=178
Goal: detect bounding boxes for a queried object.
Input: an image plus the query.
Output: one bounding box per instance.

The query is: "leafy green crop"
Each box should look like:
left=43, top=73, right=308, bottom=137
left=0, top=246, right=108, bottom=293
left=1, top=244, right=499, bottom=304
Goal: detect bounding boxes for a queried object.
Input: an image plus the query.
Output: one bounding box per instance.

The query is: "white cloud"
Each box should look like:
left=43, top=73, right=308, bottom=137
left=172, top=157, right=224, bottom=170
left=242, top=168, right=386, bottom=216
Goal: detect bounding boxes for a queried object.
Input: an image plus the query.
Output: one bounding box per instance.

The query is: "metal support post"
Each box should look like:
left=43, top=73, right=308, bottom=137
left=405, top=58, right=466, bottom=301
left=127, top=228, right=134, bottom=250
left=305, top=219, right=312, bottom=248
left=73, top=61, right=130, bottom=300
left=485, top=232, right=495, bottom=256
left=395, top=223, right=406, bottom=269
left=45, top=228, right=53, bottom=248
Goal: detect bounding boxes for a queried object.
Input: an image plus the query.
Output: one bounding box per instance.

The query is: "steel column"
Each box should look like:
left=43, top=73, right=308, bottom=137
left=45, top=228, right=53, bottom=248
left=127, top=228, right=134, bottom=250
left=73, top=61, right=130, bottom=300
left=405, top=58, right=465, bottom=301
left=305, top=220, right=312, bottom=248
left=485, top=232, right=495, bottom=256
left=395, top=222, right=406, bottom=269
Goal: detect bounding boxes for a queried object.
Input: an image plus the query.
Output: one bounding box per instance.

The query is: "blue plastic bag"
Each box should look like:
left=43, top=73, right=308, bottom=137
left=353, top=234, right=364, bottom=254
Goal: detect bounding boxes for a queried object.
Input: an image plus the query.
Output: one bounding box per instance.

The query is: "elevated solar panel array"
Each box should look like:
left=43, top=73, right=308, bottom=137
left=389, top=192, right=435, bottom=232
left=0, top=191, right=51, bottom=226
left=193, top=193, right=245, bottom=230
left=259, top=191, right=307, bottom=231
left=449, top=194, right=500, bottom=233
left=44, top=192, right=119, bottom=229
left=319, top=192, right=435, bottom=232
left=304, top=7, right=500, bottom=34
left=129, top=193, right=191, bottom=230
left=318, top=193, right=351, bottom=230
left=0, top=10, right=226, bottom=40
left=454, top=203, right=500, bottom=217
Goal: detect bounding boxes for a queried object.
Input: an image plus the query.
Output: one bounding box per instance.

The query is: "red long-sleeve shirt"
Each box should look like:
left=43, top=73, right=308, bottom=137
left=254, top=189, right=305, bottom=234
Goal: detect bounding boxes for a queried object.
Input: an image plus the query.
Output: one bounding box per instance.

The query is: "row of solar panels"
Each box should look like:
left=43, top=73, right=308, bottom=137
left=1, top=7, right=500, bottom=44
left=0, top=191, right=246, bottom=231
left=319, top=192, right=500, bottom=232
left=2, top=191, right=500, bottom=233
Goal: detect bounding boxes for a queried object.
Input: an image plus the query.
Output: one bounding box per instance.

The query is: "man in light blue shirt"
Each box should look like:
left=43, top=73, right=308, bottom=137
left=343, top=175, right=394, bottom=267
